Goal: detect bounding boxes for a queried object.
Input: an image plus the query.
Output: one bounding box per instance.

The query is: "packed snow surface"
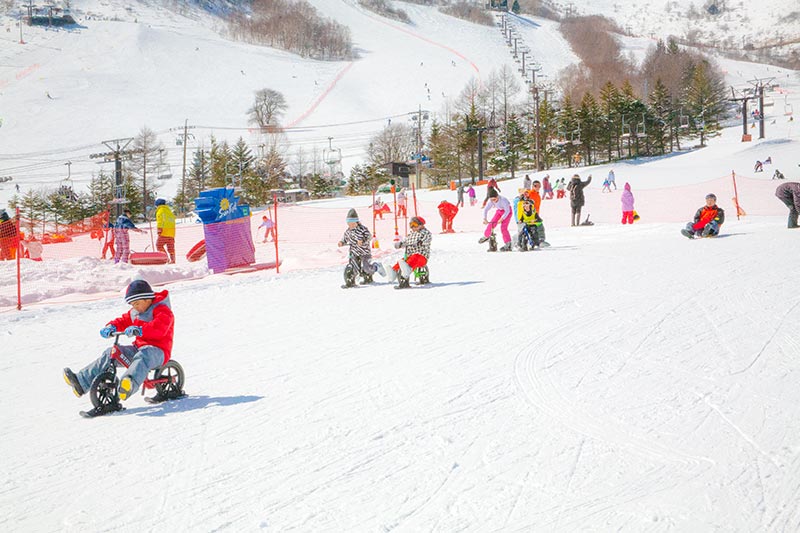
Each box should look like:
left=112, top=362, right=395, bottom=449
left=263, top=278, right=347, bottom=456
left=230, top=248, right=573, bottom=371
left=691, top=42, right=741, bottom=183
left=2, top=1, right=800, bottom=531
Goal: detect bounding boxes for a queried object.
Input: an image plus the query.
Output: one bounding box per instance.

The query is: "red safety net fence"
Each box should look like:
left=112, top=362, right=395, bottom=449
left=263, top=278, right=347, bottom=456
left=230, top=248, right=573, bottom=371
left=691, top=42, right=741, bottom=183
left=0, top=188, right=435, bottom=310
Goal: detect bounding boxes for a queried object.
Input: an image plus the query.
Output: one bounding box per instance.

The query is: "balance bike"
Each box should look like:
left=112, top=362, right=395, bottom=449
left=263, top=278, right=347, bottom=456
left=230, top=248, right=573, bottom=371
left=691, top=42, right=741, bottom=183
left=82, top=332, right=186, bottom=418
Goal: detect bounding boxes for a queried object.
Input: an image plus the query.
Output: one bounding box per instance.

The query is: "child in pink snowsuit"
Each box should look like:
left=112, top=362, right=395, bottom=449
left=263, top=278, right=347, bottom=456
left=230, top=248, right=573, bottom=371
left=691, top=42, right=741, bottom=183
left=621, top=182, right=635, bottom=224
left=481, top=188, right=513, bottom=249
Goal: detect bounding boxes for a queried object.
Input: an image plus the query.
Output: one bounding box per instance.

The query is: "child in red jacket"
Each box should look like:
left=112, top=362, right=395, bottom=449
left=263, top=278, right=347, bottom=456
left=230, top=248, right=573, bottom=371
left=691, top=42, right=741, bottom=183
left=63, top=279, right=175, bottom=401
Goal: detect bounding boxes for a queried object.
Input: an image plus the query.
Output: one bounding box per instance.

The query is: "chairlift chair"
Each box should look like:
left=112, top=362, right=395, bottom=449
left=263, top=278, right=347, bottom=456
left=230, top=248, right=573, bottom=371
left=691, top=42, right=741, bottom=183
left=679, top=115, right=690, bottom=129
left=784, top=97, right=793, bottom=116
left=621, top=116, right=632, bottom=139
left=635, top=115, right=647, bottom=138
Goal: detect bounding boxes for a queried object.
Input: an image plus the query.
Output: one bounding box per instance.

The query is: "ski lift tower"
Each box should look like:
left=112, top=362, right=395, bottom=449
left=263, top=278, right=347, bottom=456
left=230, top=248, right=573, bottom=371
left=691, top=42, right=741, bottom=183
left=89, top=138, right=143, bottom=217
left=729, top=87, right=758, bottom=142
left=747, top=76, right=775, bottom=140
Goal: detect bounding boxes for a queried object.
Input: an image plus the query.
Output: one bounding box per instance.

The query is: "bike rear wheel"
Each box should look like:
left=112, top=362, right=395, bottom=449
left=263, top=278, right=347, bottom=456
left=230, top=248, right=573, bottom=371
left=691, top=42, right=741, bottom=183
left=153, top=361, right=185, bottom=399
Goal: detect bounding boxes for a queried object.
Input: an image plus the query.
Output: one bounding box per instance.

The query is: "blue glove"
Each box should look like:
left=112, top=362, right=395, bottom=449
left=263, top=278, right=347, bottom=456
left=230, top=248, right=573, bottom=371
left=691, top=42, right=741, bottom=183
left=124, top=326, right=142, bottom=337
left=100, top=325, right=115, bottom=338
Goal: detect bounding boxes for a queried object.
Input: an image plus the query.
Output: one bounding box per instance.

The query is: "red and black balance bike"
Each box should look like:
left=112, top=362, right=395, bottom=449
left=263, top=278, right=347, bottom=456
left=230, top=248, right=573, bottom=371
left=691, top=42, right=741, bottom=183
left=82, top=331, right=186, bottom=418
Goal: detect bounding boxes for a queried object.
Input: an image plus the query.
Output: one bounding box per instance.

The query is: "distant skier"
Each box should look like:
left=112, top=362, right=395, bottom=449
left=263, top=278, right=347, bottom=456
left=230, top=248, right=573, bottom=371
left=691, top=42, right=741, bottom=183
left=258, top=214, right=275, bottom=242
left=607, top=169, right=617, bottom=190
left=555, top=178, right=566, bottom=199
left=773, top=169, right=785, bottom=180
left=774, top=182, right=800, bottom=229
left=338, top=209, right=385, bottom=287
left=754, top=160, right=764, bottom=172
left=397, top=188, right=408, bottom=218
left=467, top=185, right=476, bottom=206
left=567, top=174, right=592, bottom=227
left=542, top=175, right=554, bottom=199
left=522, top=174, right=532, bottom=191
left=456, top=184, right=465, bottom=207
left=681, top=194, right=725, bottom=239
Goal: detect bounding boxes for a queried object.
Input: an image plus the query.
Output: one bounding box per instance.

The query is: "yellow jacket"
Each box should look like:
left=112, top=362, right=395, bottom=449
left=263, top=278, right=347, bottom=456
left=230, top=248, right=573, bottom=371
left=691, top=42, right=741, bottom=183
left=518, top=204, right=539, bottom=225
left=156, top=204, right=176, bottom=238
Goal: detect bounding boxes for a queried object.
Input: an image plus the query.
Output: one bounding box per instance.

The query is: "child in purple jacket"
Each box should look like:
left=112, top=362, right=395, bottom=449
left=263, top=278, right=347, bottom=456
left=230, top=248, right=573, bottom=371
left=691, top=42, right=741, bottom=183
left=621, top=182, right=635, bottom=224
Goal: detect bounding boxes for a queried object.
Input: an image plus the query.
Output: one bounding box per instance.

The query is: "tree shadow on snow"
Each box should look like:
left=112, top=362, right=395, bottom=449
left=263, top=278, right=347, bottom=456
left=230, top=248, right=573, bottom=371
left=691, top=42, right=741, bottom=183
left=127, top=394, right=262, bottom=417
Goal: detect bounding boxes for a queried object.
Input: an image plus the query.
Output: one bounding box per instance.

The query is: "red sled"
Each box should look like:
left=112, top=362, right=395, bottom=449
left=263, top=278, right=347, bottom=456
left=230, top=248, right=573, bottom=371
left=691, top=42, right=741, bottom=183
left=186, top=240, right=206, bottom=262
left=129, top=251, right=169, bottom=265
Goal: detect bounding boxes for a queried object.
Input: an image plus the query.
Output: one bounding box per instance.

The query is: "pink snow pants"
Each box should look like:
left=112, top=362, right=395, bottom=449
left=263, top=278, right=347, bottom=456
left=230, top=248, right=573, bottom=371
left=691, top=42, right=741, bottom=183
left=484, top=209, right=511, bottom=244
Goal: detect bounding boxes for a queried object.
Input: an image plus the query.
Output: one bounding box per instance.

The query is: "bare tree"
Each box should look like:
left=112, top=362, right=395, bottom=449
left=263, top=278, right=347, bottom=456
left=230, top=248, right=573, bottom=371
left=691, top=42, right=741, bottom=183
left=367, top=123, right=415, bottom=166
left=248, top=88, right=288, bottom=131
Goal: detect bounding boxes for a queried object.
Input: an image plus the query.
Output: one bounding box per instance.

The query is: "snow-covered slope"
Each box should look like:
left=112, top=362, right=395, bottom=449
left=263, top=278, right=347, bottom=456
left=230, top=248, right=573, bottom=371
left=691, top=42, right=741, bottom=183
left=3, top=209, right=800, bottom=531
left=560, top=0, right=799, bottom=58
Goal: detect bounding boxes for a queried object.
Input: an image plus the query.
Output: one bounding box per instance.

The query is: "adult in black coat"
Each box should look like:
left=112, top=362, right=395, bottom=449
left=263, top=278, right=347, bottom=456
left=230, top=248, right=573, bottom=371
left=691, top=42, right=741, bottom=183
left=775, top=182, right=800, bottom=229
left=566, top=174, right=592, bottom=226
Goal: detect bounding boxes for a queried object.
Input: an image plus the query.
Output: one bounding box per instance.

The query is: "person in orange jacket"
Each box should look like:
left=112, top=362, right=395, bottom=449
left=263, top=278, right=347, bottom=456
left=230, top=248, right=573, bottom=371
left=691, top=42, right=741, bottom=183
left=438, top=200, right=458, bottom=233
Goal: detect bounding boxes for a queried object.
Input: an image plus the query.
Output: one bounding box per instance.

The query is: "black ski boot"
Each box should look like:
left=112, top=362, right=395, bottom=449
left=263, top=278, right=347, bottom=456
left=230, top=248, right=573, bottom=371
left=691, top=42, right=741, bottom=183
left=395, top=275, right=411, bottom=290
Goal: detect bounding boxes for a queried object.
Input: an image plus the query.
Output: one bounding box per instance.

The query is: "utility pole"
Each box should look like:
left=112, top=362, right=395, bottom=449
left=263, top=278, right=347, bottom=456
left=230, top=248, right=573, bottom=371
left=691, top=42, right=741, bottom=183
left=170, top=120, right=195, bottom=214
left=89, top=138, right=141, bottom=218
left=533, top=85, right=541, bottom=171
left=18, top=9, right=25, bottom=44
left=465, top=121, right=499, bottom=184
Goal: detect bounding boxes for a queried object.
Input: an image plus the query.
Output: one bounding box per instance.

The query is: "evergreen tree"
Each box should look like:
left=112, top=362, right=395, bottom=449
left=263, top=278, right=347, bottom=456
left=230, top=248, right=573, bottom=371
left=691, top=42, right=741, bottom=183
left=207, top=138, right=232, bottom=189
left=15, top=189, right=46, bottom=237
left=246, top=145, right=285, bottom=205
left=577, top=92, right=601, bottom=165
left=87, top=170, right=115, bottom=214
left=346, top=164, right=386, bottom=195
left=599, top=81, right=622, bottom=161
left=648, top=78, right=673, bottom=154
left=683, top=61, right=728, bottom=147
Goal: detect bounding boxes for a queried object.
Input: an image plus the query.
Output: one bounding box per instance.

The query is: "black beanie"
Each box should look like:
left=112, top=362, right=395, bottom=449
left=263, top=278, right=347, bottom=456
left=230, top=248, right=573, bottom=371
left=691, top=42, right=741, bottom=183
left=488, top=188, right=498, bottom=198
left=346, top=208, right=359, bottom=223
left=125, top=279, right=155, bottom=304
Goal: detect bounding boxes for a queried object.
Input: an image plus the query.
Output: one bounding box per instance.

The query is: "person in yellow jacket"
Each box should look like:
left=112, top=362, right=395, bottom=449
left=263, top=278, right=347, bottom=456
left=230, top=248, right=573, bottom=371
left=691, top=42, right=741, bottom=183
left=154, top=198, right=176, bottom=263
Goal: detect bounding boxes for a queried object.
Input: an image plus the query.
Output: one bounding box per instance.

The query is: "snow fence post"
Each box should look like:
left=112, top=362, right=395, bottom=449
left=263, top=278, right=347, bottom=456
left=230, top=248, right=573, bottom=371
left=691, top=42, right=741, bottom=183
left=15, top=207, right=21, bottom=310
left=273, top=194, right=280, bottom=274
